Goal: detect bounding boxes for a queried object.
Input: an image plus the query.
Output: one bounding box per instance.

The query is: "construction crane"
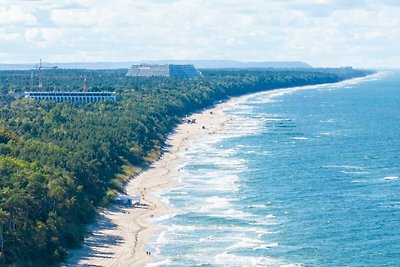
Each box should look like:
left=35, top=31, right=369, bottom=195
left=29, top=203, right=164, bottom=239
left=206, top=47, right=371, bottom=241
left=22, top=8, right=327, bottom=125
left=2, top=61, right=90, bottom=92
left=35, top=59, right=57, bottom=91
left=33, top=73, right=90, bottom=92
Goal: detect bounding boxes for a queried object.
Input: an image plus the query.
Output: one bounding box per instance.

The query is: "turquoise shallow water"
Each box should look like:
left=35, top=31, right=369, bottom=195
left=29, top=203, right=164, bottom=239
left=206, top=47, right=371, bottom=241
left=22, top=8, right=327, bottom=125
left=147, top=72, right=400, bottom=266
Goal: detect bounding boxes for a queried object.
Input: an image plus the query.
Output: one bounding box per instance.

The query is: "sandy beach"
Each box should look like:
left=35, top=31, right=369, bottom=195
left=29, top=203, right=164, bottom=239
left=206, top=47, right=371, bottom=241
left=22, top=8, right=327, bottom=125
left=65, top=99, right=236, bottom=267
left=64, top=75, right=375, bottom=267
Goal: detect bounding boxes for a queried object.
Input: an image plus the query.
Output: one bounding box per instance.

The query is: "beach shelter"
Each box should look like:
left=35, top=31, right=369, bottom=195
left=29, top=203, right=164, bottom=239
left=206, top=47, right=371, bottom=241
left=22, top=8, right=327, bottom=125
left=131, top=195, right=141, bottom=205
left=115, top=194, right=141, bottom=206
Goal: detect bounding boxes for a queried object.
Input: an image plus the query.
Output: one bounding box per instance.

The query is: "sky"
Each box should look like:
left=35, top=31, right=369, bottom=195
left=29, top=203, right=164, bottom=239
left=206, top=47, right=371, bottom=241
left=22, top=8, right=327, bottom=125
left=0, top=0, right=399, bottom=68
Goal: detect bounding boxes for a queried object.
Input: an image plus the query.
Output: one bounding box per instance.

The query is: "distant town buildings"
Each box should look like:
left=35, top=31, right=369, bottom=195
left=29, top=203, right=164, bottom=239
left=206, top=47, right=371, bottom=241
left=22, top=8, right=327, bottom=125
left=24, top=91, right=116, bottom=102
left=126, top=64, right=202, bottom=78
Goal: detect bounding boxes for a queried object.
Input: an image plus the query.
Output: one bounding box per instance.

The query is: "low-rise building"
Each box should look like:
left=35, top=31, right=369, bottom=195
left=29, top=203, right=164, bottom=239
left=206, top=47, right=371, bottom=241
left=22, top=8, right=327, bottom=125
left=24, top=91, right=116, bottom=102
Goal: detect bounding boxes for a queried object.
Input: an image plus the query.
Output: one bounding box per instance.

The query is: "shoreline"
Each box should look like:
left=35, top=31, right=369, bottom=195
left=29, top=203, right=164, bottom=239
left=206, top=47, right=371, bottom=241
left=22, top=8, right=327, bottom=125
left=65, top=74, right=377, bottom=267
left=65, top=98, right=237, bottom=267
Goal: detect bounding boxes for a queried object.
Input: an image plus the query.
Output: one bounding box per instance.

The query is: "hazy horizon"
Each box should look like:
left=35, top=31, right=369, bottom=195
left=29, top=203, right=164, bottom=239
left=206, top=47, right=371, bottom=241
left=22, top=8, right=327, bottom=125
left=1, top=0, right=399, bottom=68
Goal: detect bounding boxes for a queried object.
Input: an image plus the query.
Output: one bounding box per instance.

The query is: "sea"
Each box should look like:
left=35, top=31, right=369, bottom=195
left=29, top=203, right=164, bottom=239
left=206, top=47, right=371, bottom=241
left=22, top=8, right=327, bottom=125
left=146, top=71, right=400, bottom=266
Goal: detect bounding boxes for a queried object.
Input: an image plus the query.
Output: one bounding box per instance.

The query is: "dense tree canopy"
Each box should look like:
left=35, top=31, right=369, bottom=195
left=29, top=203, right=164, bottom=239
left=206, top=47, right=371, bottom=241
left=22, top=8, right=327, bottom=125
left=0, top=68, right=373, bottom=266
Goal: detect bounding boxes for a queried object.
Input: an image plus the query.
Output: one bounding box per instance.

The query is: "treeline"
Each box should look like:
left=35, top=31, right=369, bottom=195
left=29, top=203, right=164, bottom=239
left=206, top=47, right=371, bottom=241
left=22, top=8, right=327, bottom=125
left=0, top=68, right=373, bottom=266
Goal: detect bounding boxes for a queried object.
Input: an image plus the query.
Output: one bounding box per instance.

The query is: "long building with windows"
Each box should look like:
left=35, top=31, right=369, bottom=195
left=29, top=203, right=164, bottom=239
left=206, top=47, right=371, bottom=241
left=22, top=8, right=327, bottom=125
left=23, top=91, right=116, bottom=102
left=126, top=64, right=202, bottom=78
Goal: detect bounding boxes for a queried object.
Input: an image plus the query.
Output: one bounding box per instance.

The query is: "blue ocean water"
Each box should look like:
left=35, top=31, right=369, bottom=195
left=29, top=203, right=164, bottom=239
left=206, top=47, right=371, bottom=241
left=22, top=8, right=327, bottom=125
left=147, top=72, right=400, bottom=266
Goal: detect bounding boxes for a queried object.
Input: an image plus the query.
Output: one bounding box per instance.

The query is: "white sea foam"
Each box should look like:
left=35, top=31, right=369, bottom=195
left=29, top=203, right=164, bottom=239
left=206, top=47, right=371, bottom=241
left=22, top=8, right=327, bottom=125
left=196, top=157, right=246, bottom=168
left=184, top=172, right=240, bottom=192
left=205, top=196, right=233, bottom=207
left=197, top=196, right=234, bottom=212
left=235, top=144, right=258, bottom=148
left=167, top=224, right=201, bottom=232
left=265, top=117, right=291, bottom=122
left=248, top=203, right=271, bottom=209
left=320, top=118, right=337, bottom=123
left=144, top=258, right=173, bottom=267
left=253, top=242, right=279, bottom=250
left=227, top=122, right=264, bottom=137
left=324, top=165, right=365, bottom=170
left=340, top=171, right=369, bottom=175
left=173, top=190, right=188, bottom=195
left=319, top=130, right=349, bottom=137
left=383, top=176, right=399, bottom=181
left=253, top=228, right=273, bottom=236
left=149, top=212, right=179, bottom=224
left=225, top=208, right=253, bottom=218
left=293, top=137, right=308, bottom=140
left=215, top=252, right=285, bottom=266
left=202, top=173, right=239, bottom=185
left=150, top=230, right=169, bottom=256
left=232, top=73, right=380, bottom=109
left=226, top=237, right=274, bottom=251
left=250, top=219, right=280, bottom=226
left=163, top=224, right=271, bottom=235
left=205, top=208, right=254, bottom=220
left=199, top=235, right=214, bottom=243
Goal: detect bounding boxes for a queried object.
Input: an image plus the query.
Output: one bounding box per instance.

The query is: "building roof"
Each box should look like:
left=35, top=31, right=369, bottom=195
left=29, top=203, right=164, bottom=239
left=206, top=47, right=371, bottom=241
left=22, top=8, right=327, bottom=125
left=24, top=91, right=115, bottom=95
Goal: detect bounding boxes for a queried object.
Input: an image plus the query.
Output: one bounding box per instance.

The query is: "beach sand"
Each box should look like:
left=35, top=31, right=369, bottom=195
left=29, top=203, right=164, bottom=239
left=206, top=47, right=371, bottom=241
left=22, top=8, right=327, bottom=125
left=64, top=75, right=374, bottom=266
left=65, top=100, right=236, bottom=267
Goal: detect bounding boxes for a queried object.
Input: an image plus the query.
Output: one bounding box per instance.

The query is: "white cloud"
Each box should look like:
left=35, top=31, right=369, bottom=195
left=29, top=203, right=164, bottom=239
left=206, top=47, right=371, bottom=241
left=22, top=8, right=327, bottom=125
left=0, top=29, right=20, bottom=41
left=50, top=9, right=98, bottom=27
left=24, top=27, right=63, bottom=45
left=0, top=5, right=37, bottom=25
left=0, top=0, right=399, bottom=67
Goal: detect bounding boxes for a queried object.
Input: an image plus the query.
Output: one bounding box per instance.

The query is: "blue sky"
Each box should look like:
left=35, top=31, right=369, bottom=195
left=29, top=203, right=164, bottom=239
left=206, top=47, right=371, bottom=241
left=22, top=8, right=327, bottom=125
left=0, top=0, right=399, bottom=68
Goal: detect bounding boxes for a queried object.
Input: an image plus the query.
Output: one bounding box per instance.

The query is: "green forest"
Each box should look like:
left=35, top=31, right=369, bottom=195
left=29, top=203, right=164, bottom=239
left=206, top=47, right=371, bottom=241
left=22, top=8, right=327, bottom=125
left=0, top=68, right=372, bottom=266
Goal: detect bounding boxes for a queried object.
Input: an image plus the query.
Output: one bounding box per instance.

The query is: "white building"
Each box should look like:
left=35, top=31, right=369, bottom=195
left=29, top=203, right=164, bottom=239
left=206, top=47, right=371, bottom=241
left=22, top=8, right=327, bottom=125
left=24, top=91, right=116, bottom=102
left=127, top=64, right=202, bottom=78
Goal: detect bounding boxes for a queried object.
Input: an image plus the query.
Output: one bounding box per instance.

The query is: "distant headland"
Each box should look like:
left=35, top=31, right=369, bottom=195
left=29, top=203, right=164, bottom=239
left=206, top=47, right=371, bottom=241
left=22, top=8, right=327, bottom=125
left=0, top=60, right=312, bottom=70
